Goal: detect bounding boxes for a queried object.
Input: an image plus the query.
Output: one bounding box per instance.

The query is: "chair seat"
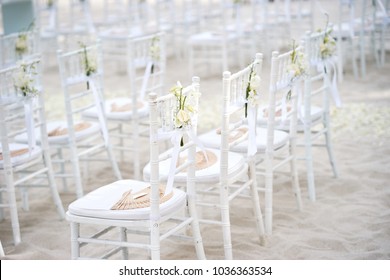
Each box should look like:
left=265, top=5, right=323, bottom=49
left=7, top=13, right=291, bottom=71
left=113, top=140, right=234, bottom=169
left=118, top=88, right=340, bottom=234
left=14, top=120, right=101, bottom=144
left=257, top=105, right=324, bottom=132
left=188, top=31, right=239, bottom=45
left=67, top=179, right=186, bottom=220
left=143, top=148, right=245, bottom=183
left=199, top=127, right=289, bottom=153
left=83, top=97, right=149, bottom=121
left=0, top=142, right=41, bottom=168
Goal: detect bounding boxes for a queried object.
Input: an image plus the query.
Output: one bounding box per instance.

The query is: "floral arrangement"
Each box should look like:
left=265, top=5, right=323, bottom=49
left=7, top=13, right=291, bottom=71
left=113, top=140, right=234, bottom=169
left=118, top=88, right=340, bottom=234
left=286, top=40, right=307, bottom=99
left=13, top=61, right=39, bottom=98
left=80, top=42, right=97, bottom=89
left=15, top=33, right=28, bottom=56
left=149, top=36, right=160, bottom=74
left=245, top=65, right=261, bottom=117
left=170, top=81, right=197, bottom=146
left=319, top=14, right=336, bottom=61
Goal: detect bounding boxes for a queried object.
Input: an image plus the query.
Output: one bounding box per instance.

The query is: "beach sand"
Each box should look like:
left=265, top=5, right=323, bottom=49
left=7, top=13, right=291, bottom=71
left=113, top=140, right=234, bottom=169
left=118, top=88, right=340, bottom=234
left=1, top=0, right=390, bottom=260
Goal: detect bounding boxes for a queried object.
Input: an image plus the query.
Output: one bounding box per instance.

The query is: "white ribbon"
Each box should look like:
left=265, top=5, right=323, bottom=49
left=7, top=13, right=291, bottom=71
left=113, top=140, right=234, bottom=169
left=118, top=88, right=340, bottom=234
left=139, top=61, right=153, bottom=100
left=89, top=79, right=109, bottom=146
left=317, top=59, right=342, bottom=108
left=247, top=106, right=257, bottom=156
left=164, top=127, right=209, bottom=196
left=23, top=98, right=36, bottom=155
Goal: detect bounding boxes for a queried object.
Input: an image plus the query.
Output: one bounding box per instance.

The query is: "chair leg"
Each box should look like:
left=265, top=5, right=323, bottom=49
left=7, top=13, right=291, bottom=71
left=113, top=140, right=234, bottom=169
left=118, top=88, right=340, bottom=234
left=106, top=142, right=122, bottom=181
left=264, top=157, right=273, bottom=235
left=0, top=239, right=5, bottom=257
left=132, top=120, right=140, bottom=180
left=220, top=184, right=233, bottom=259
left=249, top=160, right=266, bottom=245
left=289, top=147, right=303, bottom=211
left=187, top=193, right=206, bottom=259
left=4, top=169, right=21, bottom=245
left=150, top=221, right=160, bottom=260
left=324, top=122, right=338, bottom=179
left=304, top=127, right=316, bottom=202
left=70, top=222, right=80, bottom=259
left=120, top=227, right=129, bottom=259
left=68, top=145, right=84, bottom=198
left=43, top=148, right=65, bottom=219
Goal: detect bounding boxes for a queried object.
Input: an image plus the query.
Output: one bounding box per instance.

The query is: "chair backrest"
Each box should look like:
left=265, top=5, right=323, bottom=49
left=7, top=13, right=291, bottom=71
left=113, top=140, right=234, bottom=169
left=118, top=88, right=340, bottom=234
left=0, top=56, right=49, bottom=166
left=303, top=28, right=338, bottom=115
left=56, top=42, right=107, bottom=144
left=221, top=53, right=263, bottom=158
left=148, top=76, right=201, bottom=206
left=127, top=32, right=166, bottom=105
left=0, top=30, right=40, bottom=67
left=58, top=0, right=95, bottom=34
left=34, top=0, right=59, bottom=36
left=267, top=45, right=306, bottom=141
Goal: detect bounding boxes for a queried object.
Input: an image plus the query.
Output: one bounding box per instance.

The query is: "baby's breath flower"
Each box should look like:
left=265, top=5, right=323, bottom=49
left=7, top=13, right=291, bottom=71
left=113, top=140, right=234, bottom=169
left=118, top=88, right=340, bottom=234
left=15, top=34, right=28, bottom=55
left=13, top=61, right=39, bottom=98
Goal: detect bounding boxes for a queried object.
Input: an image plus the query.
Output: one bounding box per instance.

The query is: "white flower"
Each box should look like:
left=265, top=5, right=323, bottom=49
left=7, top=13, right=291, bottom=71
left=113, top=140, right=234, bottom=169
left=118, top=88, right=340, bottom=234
left=249, top=75, right=261, bottom=90
left=13, top=62, right=39, bottom=98
left=175, top=109, right=191, bottom=127
left=320, top=31, right=336, bottom=59
left=150, top=37, right=160, bottom=62
left=170, top=81, right=198, bottom=129
left=15, top=34, right=28, bottom=55
left=287, top=47, right=307, bottom=79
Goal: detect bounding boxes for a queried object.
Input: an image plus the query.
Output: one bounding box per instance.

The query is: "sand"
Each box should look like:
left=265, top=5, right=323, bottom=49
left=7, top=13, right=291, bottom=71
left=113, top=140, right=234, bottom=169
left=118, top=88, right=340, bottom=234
left=1, top=0, right=390, bottom=260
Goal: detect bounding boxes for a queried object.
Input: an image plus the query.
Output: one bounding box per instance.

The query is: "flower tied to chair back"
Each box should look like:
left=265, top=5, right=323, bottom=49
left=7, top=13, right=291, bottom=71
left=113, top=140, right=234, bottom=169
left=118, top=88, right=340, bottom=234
left=283, top=41, right=307, bottom=122
left=14, top=21, right=35, bottom=58
left=286, top=40, right=307, bottom=100
left=245, top=65, right=261, bottom=118
left=163, top=81, right=204, bottom=196
left=80, top=42, right=97, bottom=90
left=79, top=43, right=109, bottom=145
left=149, top=36, right=160, bottom=74
left=316, top=14, right=341, bottom=107
left=12, top=60, right=40, bottom=153
left=13, top=61, right=39, bottom=99
left=244, top=64, right=261, bottom=156
left=170, top=81, right=197, bottom=146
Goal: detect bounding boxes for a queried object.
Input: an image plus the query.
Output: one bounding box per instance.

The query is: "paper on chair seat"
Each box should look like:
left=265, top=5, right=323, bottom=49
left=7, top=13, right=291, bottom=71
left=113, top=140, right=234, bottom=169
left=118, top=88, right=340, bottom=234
left=48, top=122, right=92, bottom=136
left=0, top=143, right=41, bottom=168
left=111, top=185, right=173, bottom=210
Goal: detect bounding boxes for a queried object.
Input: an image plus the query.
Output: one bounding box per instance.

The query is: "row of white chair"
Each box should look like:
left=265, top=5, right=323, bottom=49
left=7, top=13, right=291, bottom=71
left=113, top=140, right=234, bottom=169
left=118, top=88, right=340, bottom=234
left=63, top=25, right=341, bottom=259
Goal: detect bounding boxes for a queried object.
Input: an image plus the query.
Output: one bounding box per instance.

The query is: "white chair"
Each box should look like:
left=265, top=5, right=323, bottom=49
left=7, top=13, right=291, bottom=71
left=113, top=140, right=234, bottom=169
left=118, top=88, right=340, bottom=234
left=56, top=0, right=96, bottom=51
left=0, top=30, right=40, bottom=68
left=197, top=54, right=267, bottom=258
left=256, top=47, right=304, bottom=234
left=187, top=0, right=245, bottom=77
left=333, top=0, right=377, bottom=80
left=0, top=56, right=65, bottom=246
left=299, top=28, right=339, bottom=202
left=17, top=43, right=122, bottom=198
left=65, top=86, right=206, bottom=260
left=144, top=56, right=266, bottom=259
left=371, top=0, right=390, bottom=66
left=249, top=0, right=293, bottom=52
left=34, top=0, right=59, bottom=58
left=0, top=239, right=4, bottom=257
left=83, top=32, right=166, bottom=179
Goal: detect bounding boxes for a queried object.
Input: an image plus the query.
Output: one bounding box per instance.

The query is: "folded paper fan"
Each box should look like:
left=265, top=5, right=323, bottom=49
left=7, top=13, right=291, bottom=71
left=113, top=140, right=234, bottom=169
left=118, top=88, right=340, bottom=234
left=111, top=186, right=173, bottom=210
left=0, top=147, right=29, bottom=160
left=48, top=122, right=92, bottom=137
